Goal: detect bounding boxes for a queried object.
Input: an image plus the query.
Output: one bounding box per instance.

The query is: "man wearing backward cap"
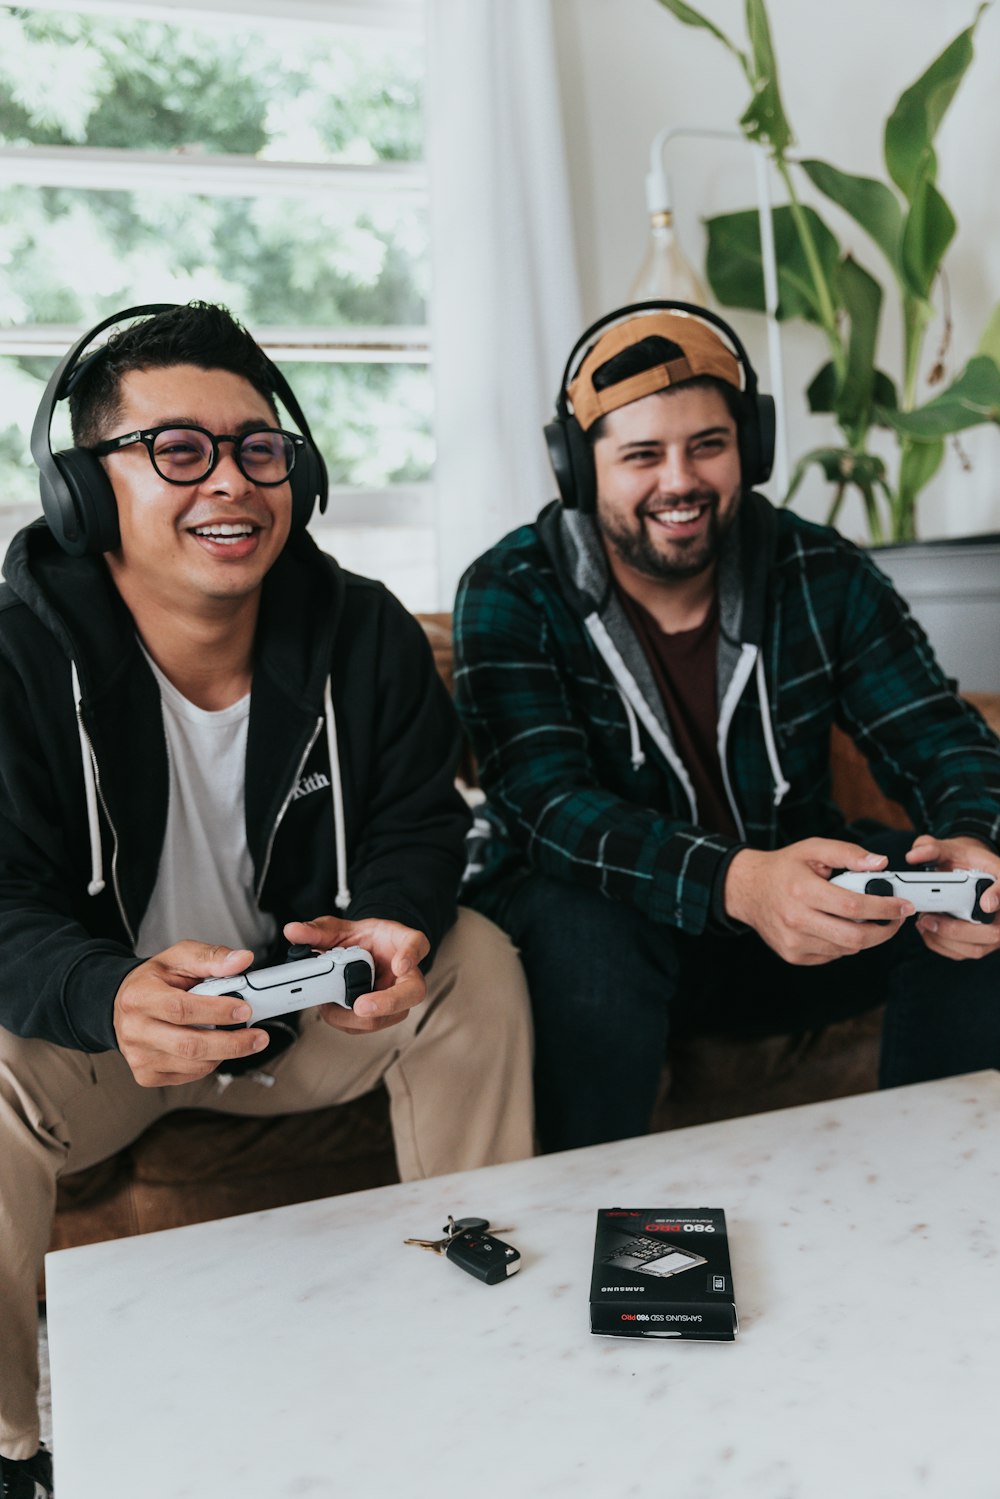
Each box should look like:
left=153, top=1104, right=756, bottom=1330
left=453, top=302, right=1000, bottom=1153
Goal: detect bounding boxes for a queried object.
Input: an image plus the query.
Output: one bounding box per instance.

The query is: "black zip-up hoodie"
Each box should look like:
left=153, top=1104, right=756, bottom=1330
left=0, top=520, right=469, bottom=1053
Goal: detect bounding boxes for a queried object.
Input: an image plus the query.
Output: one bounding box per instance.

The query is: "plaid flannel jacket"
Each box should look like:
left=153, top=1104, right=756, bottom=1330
left=453, top=495, right=1000, bottom=936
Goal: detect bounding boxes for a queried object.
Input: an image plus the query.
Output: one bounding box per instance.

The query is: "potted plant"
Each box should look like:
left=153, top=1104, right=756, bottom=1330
left=654, top=0, right=1000, bottom=690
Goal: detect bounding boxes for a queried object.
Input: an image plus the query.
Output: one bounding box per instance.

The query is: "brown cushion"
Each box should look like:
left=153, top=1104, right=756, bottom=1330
left=830, top=692, right=1000, bottom=829
left=48, top=1154, right=140, bottom=1255
left=654, top=1008, right=883, bottom=1131
left=131, top=1091, right=393, bottom=1186
left=417, top=612, right=455, bottom=696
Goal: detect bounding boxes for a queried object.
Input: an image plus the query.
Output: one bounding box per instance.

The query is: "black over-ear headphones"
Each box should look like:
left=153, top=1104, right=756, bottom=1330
left=30, top=302, right=329, bottom=556
left=544, top=300, right=775, bottom=514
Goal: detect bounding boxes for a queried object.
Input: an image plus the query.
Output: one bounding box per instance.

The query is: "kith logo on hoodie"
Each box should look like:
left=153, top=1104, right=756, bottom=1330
left=290, top=771, right=331, bottom=801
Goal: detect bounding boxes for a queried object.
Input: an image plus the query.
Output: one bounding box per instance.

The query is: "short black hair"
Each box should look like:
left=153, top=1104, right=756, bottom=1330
left=69, top=301, right=279, bottom=447
left=586, top=334, right=742, bottom=442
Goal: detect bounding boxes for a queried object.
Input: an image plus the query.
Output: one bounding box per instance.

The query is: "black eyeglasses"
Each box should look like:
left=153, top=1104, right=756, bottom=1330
left=91, top=424, right=304, bottom=487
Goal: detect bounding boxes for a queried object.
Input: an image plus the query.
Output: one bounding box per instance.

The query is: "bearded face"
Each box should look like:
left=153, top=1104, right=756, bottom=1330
left=592, top=385, right=742, bottom=585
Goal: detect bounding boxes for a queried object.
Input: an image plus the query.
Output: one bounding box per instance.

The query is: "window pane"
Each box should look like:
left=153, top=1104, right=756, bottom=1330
left=284, top=362, right=433, bottom=487
left=1, top=184, right=426, bottom=329
left=0, top=7, right=423, bottom=164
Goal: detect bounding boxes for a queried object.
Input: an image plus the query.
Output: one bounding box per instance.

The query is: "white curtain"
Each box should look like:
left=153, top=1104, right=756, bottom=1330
left=427, top=0, right=583, bottom=606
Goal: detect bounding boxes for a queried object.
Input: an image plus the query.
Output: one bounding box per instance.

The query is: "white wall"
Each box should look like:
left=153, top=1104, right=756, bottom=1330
left=551, top=0, right=1000, bottom=542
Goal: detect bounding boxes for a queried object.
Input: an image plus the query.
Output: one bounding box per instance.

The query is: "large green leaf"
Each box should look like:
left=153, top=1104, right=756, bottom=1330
left=799, top=159, right=903, bottom=280
left=804, top=363, right=838, bottom=414
left=836, top=256, right=882, bottom=430
left=705, top=205, right=841, bottom=324
left=884, top=9, right=984, bottom=199
left=807, top=363, right=897, bottom=416
left=653, top=0, right=747, bottom=65
left=899, top=174, right=956, bottom=301
left=898, top=437, right=945, bottom=486
left=877, top=355, right=1000, bottom=438
left=872, top=369, right=900, bottom=414
left=740, top=0, right=793, bottom=154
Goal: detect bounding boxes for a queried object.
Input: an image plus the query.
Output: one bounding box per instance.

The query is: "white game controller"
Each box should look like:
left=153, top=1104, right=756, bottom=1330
left=190, top=946, right=376, bottom=1023
left=829, top=869, right=997, bottom=924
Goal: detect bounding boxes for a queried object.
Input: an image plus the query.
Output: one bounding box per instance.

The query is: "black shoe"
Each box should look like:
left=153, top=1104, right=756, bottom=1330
left=0, top=1445, right=53, bottom=1499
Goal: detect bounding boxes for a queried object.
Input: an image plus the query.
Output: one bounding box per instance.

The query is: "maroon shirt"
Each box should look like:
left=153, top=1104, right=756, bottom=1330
left=618, top=589, right=738, bottom=838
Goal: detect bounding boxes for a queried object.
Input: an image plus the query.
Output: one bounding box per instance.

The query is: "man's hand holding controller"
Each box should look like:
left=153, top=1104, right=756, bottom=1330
left=899, top=833, right=1000, bottom=962
left=113, top=914, right=431, bottom=1088
left=724, top=839, right=915, bottom=966
left=724, top=835, right=1000, bottom=968
left=283, top=915, right=430, bottom=1036
left=113, top=941, right=267, bottom=1089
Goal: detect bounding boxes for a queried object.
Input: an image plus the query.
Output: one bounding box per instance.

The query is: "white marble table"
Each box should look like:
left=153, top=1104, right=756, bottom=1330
left=47, top=1072, right=1000, bottom=1499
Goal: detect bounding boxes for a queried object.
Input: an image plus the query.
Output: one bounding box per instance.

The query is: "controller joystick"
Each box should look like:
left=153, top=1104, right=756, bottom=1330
left=973, top=876, right=995, bottom=924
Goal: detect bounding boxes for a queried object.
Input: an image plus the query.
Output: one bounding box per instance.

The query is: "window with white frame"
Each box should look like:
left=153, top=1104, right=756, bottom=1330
left=0, top=0, right=436, bottom=605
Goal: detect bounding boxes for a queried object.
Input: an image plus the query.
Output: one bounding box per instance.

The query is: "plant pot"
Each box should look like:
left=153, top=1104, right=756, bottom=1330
left=867, top=534, right=1000, bottom=695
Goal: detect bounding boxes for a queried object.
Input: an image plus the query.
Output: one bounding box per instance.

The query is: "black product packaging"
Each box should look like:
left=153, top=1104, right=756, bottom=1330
left=590, top=1208, right=738, bottom=1342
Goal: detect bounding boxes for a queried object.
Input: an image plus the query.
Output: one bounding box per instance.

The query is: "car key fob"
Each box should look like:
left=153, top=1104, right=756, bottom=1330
left=445, top=1229, right=521, bottom=1284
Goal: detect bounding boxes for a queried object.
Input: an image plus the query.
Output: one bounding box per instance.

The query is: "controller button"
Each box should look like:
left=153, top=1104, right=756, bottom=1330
left=285, top=943, right=313, bottom=962
left=865, top=878, right=894, bottom=897
left=343, top=959, right=374, bottom=1009
left=973, top=877, right=997, bottom=925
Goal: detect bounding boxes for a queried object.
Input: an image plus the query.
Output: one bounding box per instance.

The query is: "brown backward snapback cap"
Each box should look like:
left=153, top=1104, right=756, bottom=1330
left=567, top=311, right=742, bottom=434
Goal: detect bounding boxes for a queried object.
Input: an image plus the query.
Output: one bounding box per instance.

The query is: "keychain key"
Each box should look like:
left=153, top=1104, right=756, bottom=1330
left=404, top=1215, right=521, bottom=1283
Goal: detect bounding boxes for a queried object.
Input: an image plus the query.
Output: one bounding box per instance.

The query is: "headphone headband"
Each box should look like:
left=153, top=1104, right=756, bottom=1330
left=32, top=302, right=328, bottom=555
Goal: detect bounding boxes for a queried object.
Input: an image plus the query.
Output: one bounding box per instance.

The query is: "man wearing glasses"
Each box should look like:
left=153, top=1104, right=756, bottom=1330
left=0, top=302, right=533, bottom=1498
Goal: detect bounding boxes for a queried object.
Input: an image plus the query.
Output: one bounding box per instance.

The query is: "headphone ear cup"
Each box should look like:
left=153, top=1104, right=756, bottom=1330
left=753, top=393, right=776, bottom=485
left=264, top=362, right=327, bottom=530
left=544, top=418, right=576, bottom=508
left=545, top=416, right=597, bottom=513
left=565, top=417, right=597, bottom=514
left=738, top=393, right=776, bottom=488
left=42, top=448, right=120, bottom=556
left=289, top=440, right=327, bottom=531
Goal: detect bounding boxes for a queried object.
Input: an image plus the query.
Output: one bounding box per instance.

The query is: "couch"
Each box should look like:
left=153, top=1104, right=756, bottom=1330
left=47, top=614, right=1000, bottom=1258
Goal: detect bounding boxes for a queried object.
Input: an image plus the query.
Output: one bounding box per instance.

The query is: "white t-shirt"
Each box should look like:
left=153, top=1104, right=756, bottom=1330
left=135, top=648, right=277, bottom=960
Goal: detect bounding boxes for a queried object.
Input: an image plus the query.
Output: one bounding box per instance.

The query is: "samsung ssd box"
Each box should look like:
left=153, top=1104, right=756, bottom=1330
left=590, top=1208, right=738, bottom=1341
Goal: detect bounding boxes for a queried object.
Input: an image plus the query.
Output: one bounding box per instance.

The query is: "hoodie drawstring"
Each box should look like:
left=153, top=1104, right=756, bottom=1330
left=71, top=662, right=106, bottom=897
left=615, top=686, right=646, bottom=771
left=72, top=663, right=351, bottom=912
left=323, top=676, right=352, bottom=911
left=755, top=651, right=791, bottom=808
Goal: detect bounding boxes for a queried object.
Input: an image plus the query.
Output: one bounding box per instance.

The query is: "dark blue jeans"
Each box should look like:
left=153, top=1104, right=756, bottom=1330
left=473, top=831, right=1000, bottom=1152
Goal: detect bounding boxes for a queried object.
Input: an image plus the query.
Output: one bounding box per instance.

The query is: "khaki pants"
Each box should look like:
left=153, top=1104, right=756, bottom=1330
left=0, top=908, right=534, bottom=1458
